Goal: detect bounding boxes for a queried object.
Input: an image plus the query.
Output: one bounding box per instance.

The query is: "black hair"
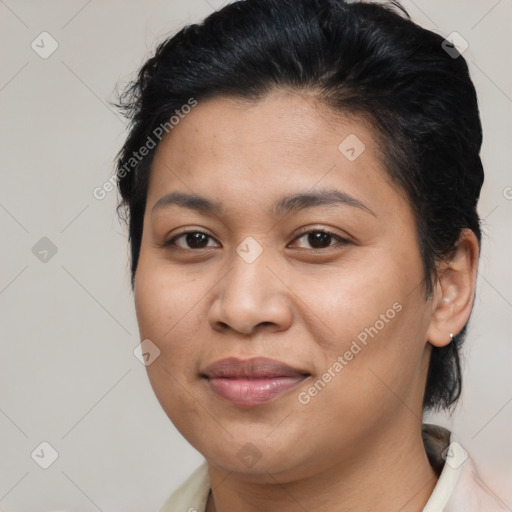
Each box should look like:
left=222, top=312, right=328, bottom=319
left=114, top=0, right=484, bottom=412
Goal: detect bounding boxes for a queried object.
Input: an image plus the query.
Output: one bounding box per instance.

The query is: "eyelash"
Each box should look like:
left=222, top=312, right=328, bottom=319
left=162, top=228, right=350, bottom=252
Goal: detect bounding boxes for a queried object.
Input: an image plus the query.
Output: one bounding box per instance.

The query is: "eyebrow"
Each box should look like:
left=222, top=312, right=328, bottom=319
left=272, top=189, right=376, bottom=217
left=151, top=189, right=376, bottom=217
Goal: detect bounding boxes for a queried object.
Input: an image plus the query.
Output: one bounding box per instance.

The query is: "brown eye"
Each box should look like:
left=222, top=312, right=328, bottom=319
left=165, top=230, right=219, bottom=250
left=292, top=230, right=349, bottom=250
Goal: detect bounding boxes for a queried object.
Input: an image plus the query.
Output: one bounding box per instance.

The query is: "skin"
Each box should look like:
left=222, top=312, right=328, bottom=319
left=134, top=90, right=479, bottom=512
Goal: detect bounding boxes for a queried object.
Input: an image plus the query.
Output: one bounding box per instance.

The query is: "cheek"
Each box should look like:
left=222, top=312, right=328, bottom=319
left=134, top=259, right=207, bottom=400
left=288, top=249, right=428, bottom=404
left=134, top=256, right=203, bottom=339
left=134, top=261, right=208, bottom=432
left=287, top=251, right=410, bottom=348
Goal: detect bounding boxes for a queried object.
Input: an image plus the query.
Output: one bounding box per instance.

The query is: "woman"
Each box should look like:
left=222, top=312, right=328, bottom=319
left=115, top=0, right=505, bottom=510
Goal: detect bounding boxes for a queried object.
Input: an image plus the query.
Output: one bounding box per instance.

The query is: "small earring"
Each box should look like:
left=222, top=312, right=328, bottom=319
left=449, top=333, right=454, bottom=341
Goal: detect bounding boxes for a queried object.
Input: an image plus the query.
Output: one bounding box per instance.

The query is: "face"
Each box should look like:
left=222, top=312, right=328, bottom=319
left=134, top=90, right=434, bottom=482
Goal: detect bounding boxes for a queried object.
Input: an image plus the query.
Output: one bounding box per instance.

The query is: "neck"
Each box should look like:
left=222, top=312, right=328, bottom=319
left=206, top=419, right=438, bottom=512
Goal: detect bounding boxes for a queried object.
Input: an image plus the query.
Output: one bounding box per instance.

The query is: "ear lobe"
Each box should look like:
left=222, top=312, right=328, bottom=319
left=426, top=229, right=480, bottom=348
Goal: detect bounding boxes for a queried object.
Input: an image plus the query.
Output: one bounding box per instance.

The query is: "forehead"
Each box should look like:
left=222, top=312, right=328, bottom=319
left=146, top=91, right=400, bottom=216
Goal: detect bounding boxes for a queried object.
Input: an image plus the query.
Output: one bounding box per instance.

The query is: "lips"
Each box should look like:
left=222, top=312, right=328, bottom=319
left=201, top=357, right=310, bottom=407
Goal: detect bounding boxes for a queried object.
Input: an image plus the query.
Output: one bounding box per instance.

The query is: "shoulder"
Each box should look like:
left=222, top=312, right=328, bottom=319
left=422, top=423, right=508, bottom=512
left=158, top=460, right=211, bottom=512
left=444, top=455, right=509, bottom=512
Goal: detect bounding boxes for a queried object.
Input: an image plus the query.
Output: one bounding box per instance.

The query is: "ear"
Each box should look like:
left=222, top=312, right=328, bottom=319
left=426, top=229, right=480, bottom=348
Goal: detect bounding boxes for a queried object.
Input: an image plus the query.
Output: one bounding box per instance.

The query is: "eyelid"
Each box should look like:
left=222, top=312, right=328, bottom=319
left=289, top=227, right=351, bottom=249
left=161, top=228, right=220, bottom=249
left=291, top=224, right=352, bottom=241
left=161, top=226, right=351, bottom=252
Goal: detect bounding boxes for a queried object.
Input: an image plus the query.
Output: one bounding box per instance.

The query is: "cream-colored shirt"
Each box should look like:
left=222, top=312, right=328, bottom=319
left=159, top=424, right=507, bottom=512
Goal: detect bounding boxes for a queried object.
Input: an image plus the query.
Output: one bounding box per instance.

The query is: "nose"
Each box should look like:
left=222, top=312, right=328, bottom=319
left=207, top=247, right=293, bottom=336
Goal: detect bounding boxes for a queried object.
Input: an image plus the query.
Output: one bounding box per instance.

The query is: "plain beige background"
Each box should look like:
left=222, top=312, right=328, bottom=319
left=1, top=0, right=511, bottom=510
